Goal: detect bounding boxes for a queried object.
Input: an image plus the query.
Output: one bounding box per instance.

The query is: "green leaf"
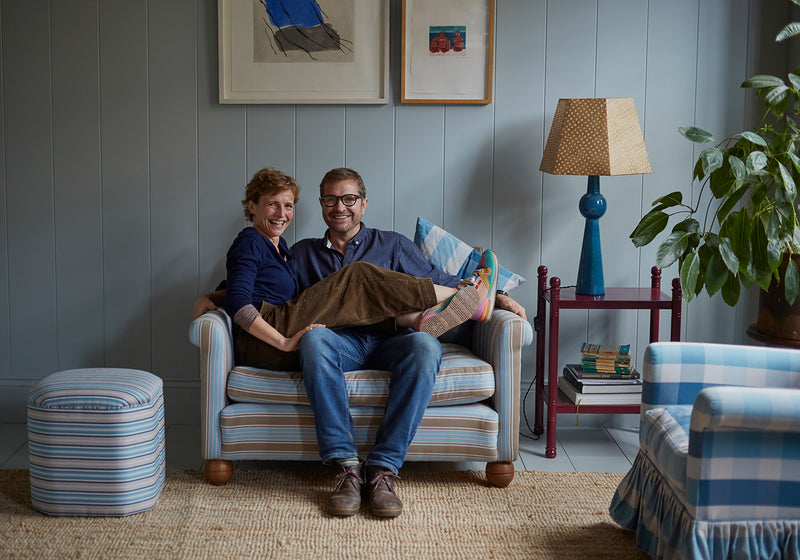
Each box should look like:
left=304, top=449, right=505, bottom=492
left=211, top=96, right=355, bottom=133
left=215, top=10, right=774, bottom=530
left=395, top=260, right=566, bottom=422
left=789, top=73, right=800, bottom=91
left=672, top=218, right=700, bottom=233
left=716, top=184, right=748, bottom=223
left=650, top=191, right=683, bottom=211
left=739, top=131, right=767, bottom=146
left=745, top=151, right=768, bottom=173
left=742, top=75, right=785, bottom=88
left=779, top=161, right=797, bottom=199
left=718, top=237, right=740, bottom=273
left=728, top=155, right=746, bottom=180
left=630, top=211, right=669, bottom=247
left=777, top=22, right=800, bottom=42
left=766, top=85, right=790, bottom=107
left=721, top=274, right=741, bottom=306
left=700, top=147, right=724, bottom=176
left=704, top=252, right=728, bottom=296
left=680, top=253, right=700, bottom=302
left=786, top=258, right=800, bottom=306
left=679, top=126, right=714, bottom=143
left=656, top=231, right=690, bottom=268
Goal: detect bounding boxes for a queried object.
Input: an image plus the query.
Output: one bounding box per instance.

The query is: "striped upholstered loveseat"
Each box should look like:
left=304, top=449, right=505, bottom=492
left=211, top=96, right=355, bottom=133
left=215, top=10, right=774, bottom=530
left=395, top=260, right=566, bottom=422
left=189, top=308, right=533, bottom=487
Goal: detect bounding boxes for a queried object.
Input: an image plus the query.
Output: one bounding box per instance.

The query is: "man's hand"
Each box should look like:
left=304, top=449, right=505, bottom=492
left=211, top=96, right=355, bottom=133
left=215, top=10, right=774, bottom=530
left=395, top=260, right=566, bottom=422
left=192, top=289, right=226, bottom=319
left=193, top=294, right=218, bottom=319
left=495, top=293, right=527, bottom=320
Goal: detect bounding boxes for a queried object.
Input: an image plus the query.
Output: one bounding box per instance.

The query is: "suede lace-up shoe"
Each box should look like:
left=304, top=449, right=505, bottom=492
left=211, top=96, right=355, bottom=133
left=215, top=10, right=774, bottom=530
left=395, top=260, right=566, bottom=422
left=327, top=463, right=364, bottom=517
left=366, top=466, right=402, bottom=518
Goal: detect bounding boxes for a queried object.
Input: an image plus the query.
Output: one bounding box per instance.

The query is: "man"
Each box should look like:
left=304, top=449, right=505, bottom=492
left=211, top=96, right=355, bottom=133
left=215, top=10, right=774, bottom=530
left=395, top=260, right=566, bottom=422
left=194, top=168, right=526, bottom=518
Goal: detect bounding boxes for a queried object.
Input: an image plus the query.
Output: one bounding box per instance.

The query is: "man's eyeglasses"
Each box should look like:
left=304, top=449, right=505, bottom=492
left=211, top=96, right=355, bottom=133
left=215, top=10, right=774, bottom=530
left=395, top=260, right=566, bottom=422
left=320, top=194, right=364, bottom=207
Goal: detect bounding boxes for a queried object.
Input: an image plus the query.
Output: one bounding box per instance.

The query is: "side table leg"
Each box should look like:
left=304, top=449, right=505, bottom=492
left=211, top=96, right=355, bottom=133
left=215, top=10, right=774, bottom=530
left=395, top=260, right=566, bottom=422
left=533, top=266, right=547, bottom=436
left=545, top=276, right=561, bottom=458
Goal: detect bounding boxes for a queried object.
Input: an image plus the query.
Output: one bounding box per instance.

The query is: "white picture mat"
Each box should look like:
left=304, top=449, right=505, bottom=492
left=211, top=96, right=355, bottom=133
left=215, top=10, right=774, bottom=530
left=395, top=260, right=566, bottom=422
left=403, top=0, right=491, bottom=101
left=219, top=0, right=388, bottom=103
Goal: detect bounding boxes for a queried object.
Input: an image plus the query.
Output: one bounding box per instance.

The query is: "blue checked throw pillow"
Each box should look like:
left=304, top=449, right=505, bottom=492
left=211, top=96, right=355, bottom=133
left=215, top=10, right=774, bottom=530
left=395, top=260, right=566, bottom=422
left=414, top=217, right=526, bottom=292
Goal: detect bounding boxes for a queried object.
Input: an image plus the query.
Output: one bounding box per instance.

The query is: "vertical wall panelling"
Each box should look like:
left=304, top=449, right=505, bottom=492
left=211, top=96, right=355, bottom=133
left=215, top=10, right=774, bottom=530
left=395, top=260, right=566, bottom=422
left=394, top=106, right=446, bottom=240
left=492, top=0, right=546, bottom=354
left=589, top=0, right=649, bottom=369
left=294, top=107, right=346, bottom=242
left=245, top=107, right=297, bottom=243
left=0, top=0, right=9, bottom=379
left=0, top=0, right=785, bottom=422
left=639, top=0, right=700, bottom=351
left=683, top=0, right=750, bottom=344
left=148, top=0, right=199, bottom=381
left=197, top=0, right=247, bottom=295
left=540, top=0, right=598, bottom=376
left=99, top=0, right=152, bottom=371
left=344, top=104, right=396, bottom=232
left=442, top=105, right=495, bottom=253
left=51, top=0, right=104, bottom=370
left=3, top=0, right=58, bottom=379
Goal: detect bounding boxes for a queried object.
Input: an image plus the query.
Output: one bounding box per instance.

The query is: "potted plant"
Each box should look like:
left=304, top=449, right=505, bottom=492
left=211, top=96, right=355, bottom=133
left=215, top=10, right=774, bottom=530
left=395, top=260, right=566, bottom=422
left=630, top=6, right=800, bottom=337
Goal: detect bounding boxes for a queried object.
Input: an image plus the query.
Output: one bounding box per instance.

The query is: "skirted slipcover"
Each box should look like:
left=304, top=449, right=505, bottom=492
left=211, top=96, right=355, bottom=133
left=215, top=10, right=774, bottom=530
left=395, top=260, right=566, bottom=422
left=610, top=342, right=800, bottom=559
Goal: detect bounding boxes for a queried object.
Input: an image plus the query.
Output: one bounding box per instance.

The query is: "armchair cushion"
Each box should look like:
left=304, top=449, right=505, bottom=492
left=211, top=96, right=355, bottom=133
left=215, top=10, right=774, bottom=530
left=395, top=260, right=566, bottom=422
left=227, top=343, right=495, bottom=407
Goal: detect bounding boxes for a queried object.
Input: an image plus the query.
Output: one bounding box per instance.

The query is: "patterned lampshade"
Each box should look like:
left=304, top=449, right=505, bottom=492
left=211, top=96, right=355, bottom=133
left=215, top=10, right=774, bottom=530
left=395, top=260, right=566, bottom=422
left=539, top=98, right=650, bottom=176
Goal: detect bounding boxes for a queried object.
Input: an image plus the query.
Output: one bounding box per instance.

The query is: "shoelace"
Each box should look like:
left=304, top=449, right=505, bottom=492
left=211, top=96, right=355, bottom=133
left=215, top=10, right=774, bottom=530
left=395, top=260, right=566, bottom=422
left=334, top=467, right=364, bottom=491
left=369, top=470, right=399, bottom=490
left=458, top=267, right=490, bottom=289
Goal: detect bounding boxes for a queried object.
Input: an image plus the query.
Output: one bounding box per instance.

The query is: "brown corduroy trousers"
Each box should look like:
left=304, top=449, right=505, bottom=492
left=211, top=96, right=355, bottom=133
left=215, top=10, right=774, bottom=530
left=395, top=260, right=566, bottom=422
left=234, top=262, right=439, bottom=370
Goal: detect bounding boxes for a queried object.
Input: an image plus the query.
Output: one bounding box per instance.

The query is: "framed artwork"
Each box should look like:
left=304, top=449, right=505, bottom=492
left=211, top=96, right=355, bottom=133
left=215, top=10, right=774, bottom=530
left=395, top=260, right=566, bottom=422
left=401, top=0, right=495, bottom=104
left=218, top=0, right=389, bottom=104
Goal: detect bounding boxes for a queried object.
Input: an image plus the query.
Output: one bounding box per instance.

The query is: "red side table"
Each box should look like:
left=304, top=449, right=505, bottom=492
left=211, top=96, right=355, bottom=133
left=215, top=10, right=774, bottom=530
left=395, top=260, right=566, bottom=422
left=533, top=265, right=682, bottom=458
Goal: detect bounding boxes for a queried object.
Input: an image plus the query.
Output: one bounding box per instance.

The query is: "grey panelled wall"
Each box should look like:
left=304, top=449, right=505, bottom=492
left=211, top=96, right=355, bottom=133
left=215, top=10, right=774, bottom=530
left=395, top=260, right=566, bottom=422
left=0, top=0, right=789, bottom=423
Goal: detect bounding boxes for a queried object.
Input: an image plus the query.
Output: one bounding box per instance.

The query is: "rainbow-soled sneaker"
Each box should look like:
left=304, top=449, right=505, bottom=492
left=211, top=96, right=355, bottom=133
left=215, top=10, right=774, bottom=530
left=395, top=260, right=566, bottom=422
left=463, top=250, right=499, bottom=322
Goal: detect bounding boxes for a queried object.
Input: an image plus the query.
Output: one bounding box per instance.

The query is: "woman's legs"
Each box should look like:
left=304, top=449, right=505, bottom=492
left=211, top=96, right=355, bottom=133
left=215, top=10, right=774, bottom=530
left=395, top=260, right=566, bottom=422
left=261, top=262, right=440, bottom=336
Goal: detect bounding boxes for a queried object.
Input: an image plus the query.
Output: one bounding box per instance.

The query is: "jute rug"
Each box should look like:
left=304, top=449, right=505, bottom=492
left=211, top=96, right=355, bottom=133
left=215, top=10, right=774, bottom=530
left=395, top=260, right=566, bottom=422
left=1, top=467, right=646, bottom=559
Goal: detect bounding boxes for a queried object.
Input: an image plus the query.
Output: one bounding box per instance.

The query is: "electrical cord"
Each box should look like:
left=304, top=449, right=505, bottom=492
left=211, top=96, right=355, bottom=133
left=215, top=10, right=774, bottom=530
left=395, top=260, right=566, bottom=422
left=517, top=284, right=577, bottom=441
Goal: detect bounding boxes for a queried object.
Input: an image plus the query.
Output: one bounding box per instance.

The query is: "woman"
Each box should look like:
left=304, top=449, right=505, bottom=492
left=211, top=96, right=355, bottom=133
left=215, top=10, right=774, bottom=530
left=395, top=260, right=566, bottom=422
left=225, top=167, right=498, bottom=370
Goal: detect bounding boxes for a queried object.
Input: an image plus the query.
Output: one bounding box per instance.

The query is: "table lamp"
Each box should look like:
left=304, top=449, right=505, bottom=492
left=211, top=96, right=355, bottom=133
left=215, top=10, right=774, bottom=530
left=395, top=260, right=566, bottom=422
left=539, top=98, right=650, bottom=295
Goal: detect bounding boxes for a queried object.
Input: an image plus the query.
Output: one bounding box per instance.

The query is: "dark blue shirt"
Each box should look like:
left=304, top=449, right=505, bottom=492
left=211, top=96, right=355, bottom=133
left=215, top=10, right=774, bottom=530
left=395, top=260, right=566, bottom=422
left=225, top=227, right=298, bottom=318
left=291, top=224, right=459, bottom=291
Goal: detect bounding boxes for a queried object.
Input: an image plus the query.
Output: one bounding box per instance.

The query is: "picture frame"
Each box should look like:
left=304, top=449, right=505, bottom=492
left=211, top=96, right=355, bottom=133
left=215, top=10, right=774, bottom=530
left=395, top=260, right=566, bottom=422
left=401, top=0, right=495, bottom=104
left=218, top=0, right=389, bottom=104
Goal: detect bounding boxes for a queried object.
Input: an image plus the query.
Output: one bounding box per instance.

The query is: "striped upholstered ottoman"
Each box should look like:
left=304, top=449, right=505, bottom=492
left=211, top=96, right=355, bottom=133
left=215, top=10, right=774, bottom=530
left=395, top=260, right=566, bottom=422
left=26, top=368, right=166, bottom=516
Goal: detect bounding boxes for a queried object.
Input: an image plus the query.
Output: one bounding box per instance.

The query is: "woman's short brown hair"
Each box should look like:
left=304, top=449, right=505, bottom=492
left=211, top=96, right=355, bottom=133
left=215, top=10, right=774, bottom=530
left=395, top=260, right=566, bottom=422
left=242, top=167, right=300, bottom=221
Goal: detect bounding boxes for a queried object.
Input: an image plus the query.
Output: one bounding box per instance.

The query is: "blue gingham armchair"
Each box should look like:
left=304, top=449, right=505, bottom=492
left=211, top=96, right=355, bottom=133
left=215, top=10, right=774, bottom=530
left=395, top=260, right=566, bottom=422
left=610, top=342, right=800, bottom=559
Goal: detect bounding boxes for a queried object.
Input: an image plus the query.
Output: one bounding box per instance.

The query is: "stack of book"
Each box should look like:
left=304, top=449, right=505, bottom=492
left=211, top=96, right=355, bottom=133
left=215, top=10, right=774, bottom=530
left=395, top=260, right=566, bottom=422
left=557, top=361, right=643, bottom=406
left=580, top=343, right=633, bottom=375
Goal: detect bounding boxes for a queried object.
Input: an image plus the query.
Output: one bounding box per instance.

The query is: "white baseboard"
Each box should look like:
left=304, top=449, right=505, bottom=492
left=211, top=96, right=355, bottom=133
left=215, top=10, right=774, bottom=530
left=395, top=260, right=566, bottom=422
left=0, top=379, right=201, bottom=425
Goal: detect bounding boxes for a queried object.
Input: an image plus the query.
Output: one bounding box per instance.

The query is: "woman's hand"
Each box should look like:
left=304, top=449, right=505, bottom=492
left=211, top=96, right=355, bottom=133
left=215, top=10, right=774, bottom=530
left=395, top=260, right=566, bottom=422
left=278, top=324, right=325, bottom=352
left=495, top=293, right=527, bottom=320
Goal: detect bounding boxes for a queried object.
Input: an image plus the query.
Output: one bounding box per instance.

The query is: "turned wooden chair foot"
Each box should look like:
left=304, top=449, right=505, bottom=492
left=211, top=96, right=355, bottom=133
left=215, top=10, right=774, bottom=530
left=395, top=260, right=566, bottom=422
left=485, top=461, right=514, bottom=487
left=205, top=459, right=234, bottom=486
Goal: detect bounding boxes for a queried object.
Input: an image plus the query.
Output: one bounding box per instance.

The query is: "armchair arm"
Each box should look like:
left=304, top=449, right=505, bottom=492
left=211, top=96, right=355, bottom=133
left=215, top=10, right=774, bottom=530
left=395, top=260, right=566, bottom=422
left=642, top=342, right=800, bottom=413
left=188, top=309, right=234, bottom=460
left=691, top=386, right=800, bottom=434
left=471, top=309, right=534, bottom=462
left=686, top=386, right=800, bottom=521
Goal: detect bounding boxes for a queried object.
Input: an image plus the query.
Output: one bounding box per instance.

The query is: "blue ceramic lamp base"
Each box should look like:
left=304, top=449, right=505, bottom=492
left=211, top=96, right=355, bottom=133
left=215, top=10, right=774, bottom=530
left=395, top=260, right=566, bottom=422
left=576, top=175, right=606, bottom=296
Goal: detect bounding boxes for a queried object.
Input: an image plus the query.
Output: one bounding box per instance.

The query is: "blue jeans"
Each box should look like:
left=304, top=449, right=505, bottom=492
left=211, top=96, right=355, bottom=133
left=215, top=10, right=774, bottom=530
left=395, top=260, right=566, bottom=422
left=299, top=326, right=441, bottom=474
